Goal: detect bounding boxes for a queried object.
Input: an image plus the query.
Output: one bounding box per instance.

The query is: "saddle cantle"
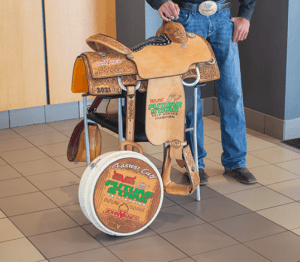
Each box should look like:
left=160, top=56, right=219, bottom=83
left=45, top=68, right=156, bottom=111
left=71, top=21, right=220, bottom=196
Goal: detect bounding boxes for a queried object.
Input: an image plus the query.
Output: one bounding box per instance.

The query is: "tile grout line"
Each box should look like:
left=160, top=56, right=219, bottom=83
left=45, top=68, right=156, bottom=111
left=44, top=246, right=121, bottom=262
left=1, top=117, right=299, bottom=260
left=168, top=206, right=272, bottom=261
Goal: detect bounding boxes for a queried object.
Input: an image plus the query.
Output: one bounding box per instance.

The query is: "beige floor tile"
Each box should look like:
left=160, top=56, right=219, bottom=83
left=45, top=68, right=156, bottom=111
left=182, top=195, right=252, bottom=222
left=211, top=154, right=270, bottom=169
left=49, top=248, right=121, bottom=262
left=53, top=155, right=86, bottom=169
left=173, top=258, right=194, bottom=262
left=60, top=129, right=73, bottom=137
left=250, top=165, right=300, bottom=185
left=0, top=238, right=45, bottom=262
left=0, top=147, right=49, bottom=164
left=83, top=224, right=156, bottom=247
left=0, top=178, right=38, bottom=198
left=257, top=202, right=300, bottom=230
left=246, top=128, right=265, bottom=137
left=275, top=158, right=300, bottom=176
left=101, top=146, right=120, bottom=155
left=267, top=179, right=300, bottom=200
left=12, top=158, right=66, bottom=177
left=26, top=170, right=80, bottom=191
left=161, top=224, right=238, bottom=256
left=204, top=129, right=222, bottom=142
left=0, top=137, right=35, bottom=153
left=26, top=132, right=69, bottom=147
left=149, top=205, right=205, bottom=234
left=249, top=146, right=300, bottom=164
left=204, top=135, right=219, bottom=145
left=0, top=157, right=6, bottom=166
left=0, top=165, right=22, bottom=181
left=48, top=119, right=82, bottom=131
left=0, top=129, right=21, bottom=141
left=149, top=152, right=164, bottom=162
left=203, top=158, right=224, bottom=177
left=203, top=118, right=220, bottom=131
left=205, top=142, right=224, bottom=159
left=0, top=218, right=24, bottom=242
left=69, top=166, right=87, bottom=178
left=28, top=227, right=102, bottom=259
left=38, top=142, right=69, bottom=157
left=61, top=204, right=91, bottom=226
left=166, top=187, right=220, bottom=204
left=143, top=153, right=164, bottom=169
left=253, top=132, right=282, bottom=145
left=0, top=192, right=57, bottom=217
left=0, top=210, right=6, bottom=219
left=226, top=187, right=294, bottom=211
left=247, top=136, right=278, bottom=152
left=172, top=164, right=186, bottom=173
left=12, top=123, right=58, bottom=137
left=107, top=235, right=186, bottom=262
left=211, top=212, right=286, bottom=243
left=101, top=135, right=119, bottom=149
left=205, top=115, right=220, bottom=123
left=43, top=185, right=79, bottom=207
left=292, top=228, right=300, bottom=236
left=138, top=142, right=164, bottom=154
left=192, top=244, right=269, bottom=262
left=98, top=126, right=116, bottom=135
left=207, top=175, right=261, bottom=195
left=10, top=208, right=78, bottom=237
left=244, top=231, right=300, bottom=262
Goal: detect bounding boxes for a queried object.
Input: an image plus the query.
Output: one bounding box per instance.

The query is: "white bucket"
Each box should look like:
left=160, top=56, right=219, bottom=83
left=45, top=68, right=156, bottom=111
left=79, top=150, right=164, bottom=236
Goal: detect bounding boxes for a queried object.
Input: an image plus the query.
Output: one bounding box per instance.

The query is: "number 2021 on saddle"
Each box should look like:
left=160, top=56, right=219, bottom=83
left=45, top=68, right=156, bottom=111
left=70, top=21, right=220, bottom=236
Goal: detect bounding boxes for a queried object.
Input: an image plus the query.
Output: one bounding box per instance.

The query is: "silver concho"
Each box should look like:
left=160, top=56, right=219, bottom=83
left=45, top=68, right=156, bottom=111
left=199, top=1, right=218, bottom=16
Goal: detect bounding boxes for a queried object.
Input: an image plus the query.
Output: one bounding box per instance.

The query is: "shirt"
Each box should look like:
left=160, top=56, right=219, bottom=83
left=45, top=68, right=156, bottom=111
left=146, top=0, right=257, bottom=21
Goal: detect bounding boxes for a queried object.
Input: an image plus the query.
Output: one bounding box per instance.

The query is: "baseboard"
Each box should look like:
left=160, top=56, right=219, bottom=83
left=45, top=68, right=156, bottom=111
left=0, top=102, right=80, bottom=129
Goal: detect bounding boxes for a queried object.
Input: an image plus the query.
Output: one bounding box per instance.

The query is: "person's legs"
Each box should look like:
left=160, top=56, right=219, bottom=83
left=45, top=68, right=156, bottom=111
left=207, top=8, right=248, bottom=170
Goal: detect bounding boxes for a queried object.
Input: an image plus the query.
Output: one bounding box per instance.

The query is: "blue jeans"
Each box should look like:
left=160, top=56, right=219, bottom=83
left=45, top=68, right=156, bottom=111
left=176, top=2, right=247, bottom=171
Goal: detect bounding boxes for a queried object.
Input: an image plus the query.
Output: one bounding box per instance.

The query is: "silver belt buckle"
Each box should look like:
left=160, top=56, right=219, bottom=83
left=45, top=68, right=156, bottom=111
left=199, top=1, right=218, bottom=16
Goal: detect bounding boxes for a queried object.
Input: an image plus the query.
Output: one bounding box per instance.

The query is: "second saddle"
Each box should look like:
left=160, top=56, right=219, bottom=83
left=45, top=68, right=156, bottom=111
left=71, top=21, right=220, bottom=195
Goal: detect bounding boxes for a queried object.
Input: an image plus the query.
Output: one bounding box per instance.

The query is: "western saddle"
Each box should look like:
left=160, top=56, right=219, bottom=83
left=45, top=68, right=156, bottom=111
left=70, top=21, right=220, bottom=196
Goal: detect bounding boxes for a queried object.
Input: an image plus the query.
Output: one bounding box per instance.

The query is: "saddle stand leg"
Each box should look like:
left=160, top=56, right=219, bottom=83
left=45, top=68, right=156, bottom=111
left=118, top=97, right=124, bottom=145
left=83, top=94, right=91, bottom=166
left=193, top=87, right=200, bottom=201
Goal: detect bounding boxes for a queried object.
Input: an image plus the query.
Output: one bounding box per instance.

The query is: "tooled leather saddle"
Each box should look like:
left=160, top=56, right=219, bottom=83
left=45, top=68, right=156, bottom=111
left=71, top=21, right=220, bottom=196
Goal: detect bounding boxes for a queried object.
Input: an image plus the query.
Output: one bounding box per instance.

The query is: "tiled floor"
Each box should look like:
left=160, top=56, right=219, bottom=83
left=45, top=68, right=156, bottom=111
left=1, top=116, right=300, bottom=262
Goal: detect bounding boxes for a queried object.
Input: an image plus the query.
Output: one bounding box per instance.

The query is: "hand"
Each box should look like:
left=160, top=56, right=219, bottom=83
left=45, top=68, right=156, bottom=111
left=158, top=1, right=180, bottom=22
left=231, top=17, right=250, bottom=45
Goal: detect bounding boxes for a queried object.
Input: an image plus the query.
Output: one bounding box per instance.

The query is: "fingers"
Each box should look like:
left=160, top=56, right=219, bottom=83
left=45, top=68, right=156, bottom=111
left=158, top=2, right=180, bottom=21
left=231, top=17, right=250, bottom=44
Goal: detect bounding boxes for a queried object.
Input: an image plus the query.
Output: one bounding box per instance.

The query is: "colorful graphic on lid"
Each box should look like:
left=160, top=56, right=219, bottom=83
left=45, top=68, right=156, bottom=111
left=93, top=158, right=162, bottom=234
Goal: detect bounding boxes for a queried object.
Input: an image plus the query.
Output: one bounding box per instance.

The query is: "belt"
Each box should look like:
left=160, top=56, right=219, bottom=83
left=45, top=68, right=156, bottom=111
left=179, top=0, right=231, bottom=16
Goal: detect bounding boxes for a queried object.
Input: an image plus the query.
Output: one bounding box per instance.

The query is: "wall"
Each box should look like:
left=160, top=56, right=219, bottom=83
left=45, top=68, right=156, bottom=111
left=0, top=0, right=116, bottom=129
left=0, top=0, right=47, bottom=112
left=285, top=0, right=300, bottom=120
left=230, top=0, right=289, bottom=120
left=116, top=0, right=145, bottom=47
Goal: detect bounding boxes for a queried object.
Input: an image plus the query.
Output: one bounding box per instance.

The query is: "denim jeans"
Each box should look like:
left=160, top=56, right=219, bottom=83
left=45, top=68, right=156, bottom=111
left=175, top=1, right=247, bottom=171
